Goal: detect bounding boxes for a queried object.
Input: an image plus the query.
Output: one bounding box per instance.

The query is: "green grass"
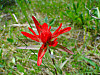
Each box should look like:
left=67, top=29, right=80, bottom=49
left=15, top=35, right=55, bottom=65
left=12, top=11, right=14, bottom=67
left=0, top=0, right=100, bottom=75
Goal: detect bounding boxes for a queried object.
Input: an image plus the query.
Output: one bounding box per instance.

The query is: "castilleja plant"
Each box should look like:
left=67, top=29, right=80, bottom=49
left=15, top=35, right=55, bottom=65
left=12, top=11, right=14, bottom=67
left=21, top=16, right=74, bottom=66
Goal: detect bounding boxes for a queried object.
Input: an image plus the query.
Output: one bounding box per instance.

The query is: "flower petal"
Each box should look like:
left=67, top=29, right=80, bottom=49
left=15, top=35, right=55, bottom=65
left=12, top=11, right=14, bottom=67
left=58, top=27, right=71, bottom=35
left=42, top=23, right=48, bottom=30
left=37, top=44, right=47, bottom=66
left=52, top=27, right=71, bottom=38
left=49, top=26, right=51, bottom=31
left=37, top=58, right=42, bottom=66
left=32, top=16, right=42, bottom=33
left=53, top=23, right=62, bottom=35
left=38, top=44, right=47, bottom=59
left=28, top=27, right=36, bottom=35
left=52, top=40, right=58, bottom=47
left=40, top=31, right=52, bottom=44
left=49, top=38, right=58, bottom=47
left=32, top=16, right=41, bottom=27
left=21, top=31, right=39, bottom=42
left=39, top=23, right=52, bottom=44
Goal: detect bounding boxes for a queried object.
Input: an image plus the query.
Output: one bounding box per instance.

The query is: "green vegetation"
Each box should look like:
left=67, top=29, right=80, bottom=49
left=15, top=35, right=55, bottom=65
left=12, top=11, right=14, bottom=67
left=0, top=0, right=100, bottom=75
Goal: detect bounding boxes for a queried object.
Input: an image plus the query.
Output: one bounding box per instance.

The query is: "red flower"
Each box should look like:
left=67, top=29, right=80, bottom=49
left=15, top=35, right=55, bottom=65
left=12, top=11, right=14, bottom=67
left=21, top=16, right=73, bottom=66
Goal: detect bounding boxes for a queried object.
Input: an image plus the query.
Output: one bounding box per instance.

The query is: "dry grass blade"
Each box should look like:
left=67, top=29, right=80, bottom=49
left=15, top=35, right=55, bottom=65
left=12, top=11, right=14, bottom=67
left=9, top=24, right=35, bottom=27
left=56, top=44, right=74, bottom=54
left=17, top=45, right=40, bottom=50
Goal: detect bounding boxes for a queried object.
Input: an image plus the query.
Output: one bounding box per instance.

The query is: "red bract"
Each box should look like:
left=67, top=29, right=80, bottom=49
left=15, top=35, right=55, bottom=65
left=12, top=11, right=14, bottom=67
left=21, top=16, right=73, bottom=66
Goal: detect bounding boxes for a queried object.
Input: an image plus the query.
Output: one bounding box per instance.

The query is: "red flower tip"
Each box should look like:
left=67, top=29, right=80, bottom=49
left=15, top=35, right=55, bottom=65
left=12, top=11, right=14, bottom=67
left=37, top=58, right=42, bottom=66
left=21, top=31, right=40, bottom=42
left=28, top=27, right=37, bottom=35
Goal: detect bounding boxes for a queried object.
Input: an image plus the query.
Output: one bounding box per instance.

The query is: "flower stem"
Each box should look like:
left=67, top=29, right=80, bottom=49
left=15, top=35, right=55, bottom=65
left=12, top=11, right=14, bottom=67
left=48, top=49, right=58, bottom=75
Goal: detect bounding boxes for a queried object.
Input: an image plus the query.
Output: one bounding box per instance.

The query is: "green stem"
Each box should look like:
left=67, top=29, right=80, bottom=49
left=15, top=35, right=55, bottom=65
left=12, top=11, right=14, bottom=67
left=48, top=49, right=57, bottom=75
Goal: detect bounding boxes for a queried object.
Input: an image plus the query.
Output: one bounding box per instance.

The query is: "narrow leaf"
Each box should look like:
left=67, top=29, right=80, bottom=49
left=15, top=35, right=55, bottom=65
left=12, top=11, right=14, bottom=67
left=81, top=56, right=98, bottom=68
left=49, top=18, right=56, bottom=26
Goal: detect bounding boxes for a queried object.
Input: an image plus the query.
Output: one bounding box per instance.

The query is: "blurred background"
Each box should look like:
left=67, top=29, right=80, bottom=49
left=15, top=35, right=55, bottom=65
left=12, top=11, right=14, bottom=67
left=0, top=0, right=100, bottom=75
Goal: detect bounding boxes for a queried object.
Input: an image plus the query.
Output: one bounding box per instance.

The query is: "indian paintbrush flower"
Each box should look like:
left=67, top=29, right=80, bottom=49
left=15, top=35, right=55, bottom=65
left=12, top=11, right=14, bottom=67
left=21, top=16, right=74, bottom=66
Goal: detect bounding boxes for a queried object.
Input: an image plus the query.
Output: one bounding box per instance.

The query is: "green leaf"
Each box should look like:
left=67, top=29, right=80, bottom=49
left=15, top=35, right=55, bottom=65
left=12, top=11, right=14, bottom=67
left=49, top=18, right=56, bottom=26
left=96, top=7, right=100, bottom=18
left=73, top=3, right=76, bottom=13
left=0, top=49, right=2, bottom=59
left=62, top=11, right=67, bottom=16
left=17, top=64, right=24, bottom=72
left=44, top=16, right=48, bottom=23
left=7, top=38, right=14, bottom=43
left=60, top=12, right=63, bottom=19
left=8, top=10, right=17, bottom=23
left=55, top=64, right=62, bottom=74
left=8, top=73, right=13, bottom=75
left=81, top=56, right=98, bottom=69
